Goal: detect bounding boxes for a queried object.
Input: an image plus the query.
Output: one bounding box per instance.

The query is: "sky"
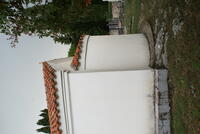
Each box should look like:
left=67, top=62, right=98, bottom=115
left=0, top=34, right=69, bottom=134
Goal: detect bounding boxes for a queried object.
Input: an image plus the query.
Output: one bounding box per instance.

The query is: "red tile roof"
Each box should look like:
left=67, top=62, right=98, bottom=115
left=71, top=35, right=85, bottom=70
left=42, top=35, right=85, bottom=133
left=42, top=62, right=61, bottom=134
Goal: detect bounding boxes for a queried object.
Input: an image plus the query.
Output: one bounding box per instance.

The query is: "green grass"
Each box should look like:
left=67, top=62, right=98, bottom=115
left=124, top=0, right=141, bottom=33
left=124, top=0, right=200, bottom=133
left=173, top=96, right=186, bottom=134
left=167, top=19, right=200, bottom=133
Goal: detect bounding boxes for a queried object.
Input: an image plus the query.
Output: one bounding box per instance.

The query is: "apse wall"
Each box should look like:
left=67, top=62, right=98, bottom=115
left=79, top=34, right=150, bottom=71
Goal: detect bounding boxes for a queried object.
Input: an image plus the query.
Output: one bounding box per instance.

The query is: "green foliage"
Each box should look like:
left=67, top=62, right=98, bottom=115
left=36, top=127, right=50, bottom=134
left=37, top=118, right=49, bottom=126
left=0, top=0, right=109, bottom=48
left=36, top=109, right=50, bottom=133
left=68, top=43, right=77, bottom=57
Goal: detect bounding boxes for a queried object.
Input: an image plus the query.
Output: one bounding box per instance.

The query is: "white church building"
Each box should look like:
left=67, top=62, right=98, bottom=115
left=42, top=34, right=170, bottom=134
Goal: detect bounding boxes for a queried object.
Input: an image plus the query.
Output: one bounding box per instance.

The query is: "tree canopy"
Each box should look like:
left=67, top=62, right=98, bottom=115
left=36, top=109, right=50, bottom=133
left=0, top=0, right=109, bottom=55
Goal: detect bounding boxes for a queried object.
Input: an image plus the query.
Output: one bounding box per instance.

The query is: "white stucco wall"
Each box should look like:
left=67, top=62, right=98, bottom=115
left=55, top=71, right=68, bottom=134
left=47, top=57, right=73, bottom=71
left=58, top=70, right=155, bottom=134
left=79, top=34, right=150, bottom=71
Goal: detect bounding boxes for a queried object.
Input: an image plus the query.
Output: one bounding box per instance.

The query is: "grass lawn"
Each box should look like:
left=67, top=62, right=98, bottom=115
left=124, top=0, right=200, bottom=133
left=124, top=0, right=141, bottom=33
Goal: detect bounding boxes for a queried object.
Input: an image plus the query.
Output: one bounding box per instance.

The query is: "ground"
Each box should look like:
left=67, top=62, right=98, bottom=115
left=124, top=0, right=200, bottom=133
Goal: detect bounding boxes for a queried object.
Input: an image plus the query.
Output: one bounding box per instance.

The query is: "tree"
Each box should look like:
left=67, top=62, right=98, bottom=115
left=36, top=109, right=50, bottom=133
left=36, top=127, right=51, bottom=134
left=0, top=0, right=109, bottom=52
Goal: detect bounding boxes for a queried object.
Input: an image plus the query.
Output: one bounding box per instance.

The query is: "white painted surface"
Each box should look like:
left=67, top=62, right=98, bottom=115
left=55, top=71, right=68, bottom=134
left=61, top=70, right=155, bottom=134
left=79, top=35, right=90, bottom=70
left=47, top=57, right=73, bottom=71
left=79, top=34, right=150, bottom=71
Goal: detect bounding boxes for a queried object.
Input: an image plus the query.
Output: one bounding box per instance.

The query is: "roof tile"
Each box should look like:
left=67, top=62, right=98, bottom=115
left=42, top=62, right=61, bottom=134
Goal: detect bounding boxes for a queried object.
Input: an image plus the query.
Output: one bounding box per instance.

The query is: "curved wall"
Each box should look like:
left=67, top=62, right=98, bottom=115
left=79, top=34, right=150, bottom=71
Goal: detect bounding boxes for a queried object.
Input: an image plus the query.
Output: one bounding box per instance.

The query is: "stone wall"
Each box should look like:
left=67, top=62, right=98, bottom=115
left=109, top=2, right=124, bottom=35
left=155, top=70, right=171, bottom=134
